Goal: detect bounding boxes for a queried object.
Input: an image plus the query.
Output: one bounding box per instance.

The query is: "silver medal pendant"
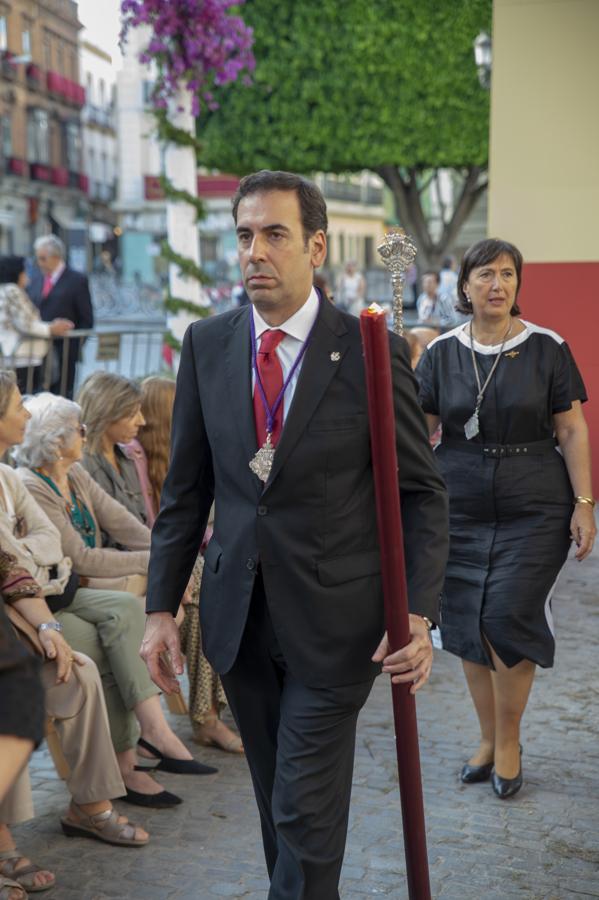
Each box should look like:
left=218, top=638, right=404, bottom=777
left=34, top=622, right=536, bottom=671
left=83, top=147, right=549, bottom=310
left=464, top=411, right=480, bottom=440
left=249, top=433, right=276, bottom=482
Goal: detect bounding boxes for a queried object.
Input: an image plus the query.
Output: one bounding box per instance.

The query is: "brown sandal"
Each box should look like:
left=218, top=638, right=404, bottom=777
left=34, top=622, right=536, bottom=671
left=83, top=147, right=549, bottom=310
left=60, top=803, right=149, bottom=848
left=0, top=850, right=55, bottom=893
left=0, top=875, right=27, bottom=900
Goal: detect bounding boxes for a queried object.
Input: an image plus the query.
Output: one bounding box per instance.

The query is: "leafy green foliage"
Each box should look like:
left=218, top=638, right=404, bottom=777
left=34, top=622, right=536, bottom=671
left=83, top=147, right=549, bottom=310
left=199, top=0, right=492, bottom=175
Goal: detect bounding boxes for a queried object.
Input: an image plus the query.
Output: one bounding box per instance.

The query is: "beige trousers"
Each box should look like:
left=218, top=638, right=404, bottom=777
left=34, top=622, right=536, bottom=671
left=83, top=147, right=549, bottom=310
left=0, top=654, right=126, bottom=825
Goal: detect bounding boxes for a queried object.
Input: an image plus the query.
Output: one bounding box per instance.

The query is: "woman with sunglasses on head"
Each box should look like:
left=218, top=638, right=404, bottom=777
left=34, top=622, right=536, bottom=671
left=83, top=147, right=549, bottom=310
left=415, top=238, right=595, bottom=799
left=0, top=376, right=214, bottom=809
left=76, top=372, right=148, bottom=547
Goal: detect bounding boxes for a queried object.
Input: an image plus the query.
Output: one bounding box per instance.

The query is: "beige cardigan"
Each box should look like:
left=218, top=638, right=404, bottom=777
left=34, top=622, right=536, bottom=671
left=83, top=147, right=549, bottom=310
left=18, top=463, right=150, bottom=578
left=0, top=463, right=70, bottom=594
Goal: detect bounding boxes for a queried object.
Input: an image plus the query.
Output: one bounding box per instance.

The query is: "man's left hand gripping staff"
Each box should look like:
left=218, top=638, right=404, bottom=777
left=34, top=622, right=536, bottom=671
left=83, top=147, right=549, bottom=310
left=140, top=612, right=184, bottom=694
left=371, top=614, right=433, bottom=694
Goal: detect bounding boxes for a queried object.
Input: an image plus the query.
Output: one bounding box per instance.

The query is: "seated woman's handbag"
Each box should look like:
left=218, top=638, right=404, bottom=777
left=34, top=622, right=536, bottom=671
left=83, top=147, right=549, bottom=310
left=45, top=568, right=81, bottom=613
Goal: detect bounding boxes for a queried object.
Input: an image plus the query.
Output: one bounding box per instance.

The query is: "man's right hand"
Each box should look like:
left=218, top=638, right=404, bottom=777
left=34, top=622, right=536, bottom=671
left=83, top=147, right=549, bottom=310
left=140, top=612, right=184, bottom=694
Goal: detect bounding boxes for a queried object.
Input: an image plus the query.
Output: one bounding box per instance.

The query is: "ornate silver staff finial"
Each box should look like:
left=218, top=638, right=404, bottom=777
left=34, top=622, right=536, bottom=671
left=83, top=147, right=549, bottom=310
left=377, top=228, right=418, bottom=336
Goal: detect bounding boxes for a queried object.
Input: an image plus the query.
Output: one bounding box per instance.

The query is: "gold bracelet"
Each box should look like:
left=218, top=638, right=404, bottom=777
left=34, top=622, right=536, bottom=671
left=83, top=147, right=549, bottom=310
left=574, top=495, right=596, bottom=508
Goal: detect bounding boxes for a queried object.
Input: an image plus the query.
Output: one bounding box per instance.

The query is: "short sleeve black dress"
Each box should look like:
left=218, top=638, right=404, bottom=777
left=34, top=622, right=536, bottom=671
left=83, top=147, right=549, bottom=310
left=415, top=320, right=587, bottom=669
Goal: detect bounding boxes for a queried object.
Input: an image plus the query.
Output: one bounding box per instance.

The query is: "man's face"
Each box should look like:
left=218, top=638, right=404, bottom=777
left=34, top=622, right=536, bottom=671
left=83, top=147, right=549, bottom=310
left=423, top=274, right=438, bottom=298
left=236, top=190, right=326, bottom=323
left=36, top=248, right=60, bottom=275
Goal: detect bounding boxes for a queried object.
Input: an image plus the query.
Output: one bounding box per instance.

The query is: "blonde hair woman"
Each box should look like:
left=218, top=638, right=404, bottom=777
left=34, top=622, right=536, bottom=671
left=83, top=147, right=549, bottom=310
left=77, top=372, right=147, bottom=542
left=134, top=377, right=243, bottom=754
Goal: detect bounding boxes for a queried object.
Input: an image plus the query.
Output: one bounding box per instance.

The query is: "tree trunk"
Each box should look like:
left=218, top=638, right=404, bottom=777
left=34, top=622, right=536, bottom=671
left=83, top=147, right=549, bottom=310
left=375, top=164, right=488, bottom=271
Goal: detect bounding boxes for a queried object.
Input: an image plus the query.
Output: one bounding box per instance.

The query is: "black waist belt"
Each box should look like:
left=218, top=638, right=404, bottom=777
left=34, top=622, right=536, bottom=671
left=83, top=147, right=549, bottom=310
left=441, top=438, right=557, bottom=457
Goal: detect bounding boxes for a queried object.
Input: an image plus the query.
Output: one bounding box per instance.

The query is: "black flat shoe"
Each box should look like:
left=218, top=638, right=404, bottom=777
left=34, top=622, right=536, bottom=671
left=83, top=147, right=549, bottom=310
left=120, top=787, right=183, bottom=808
left=460, top=761, right=494, bottom=784
left=137, top=737, right=218, bottom=775
left=491, top=766, right=523, bottom=799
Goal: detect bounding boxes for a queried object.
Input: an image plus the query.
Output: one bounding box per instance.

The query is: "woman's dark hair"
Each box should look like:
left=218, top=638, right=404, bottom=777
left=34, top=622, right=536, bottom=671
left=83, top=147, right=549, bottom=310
left=0, top=256, right=25, bottom=285
left=456, top=238, right=523, bottom=316
left=232, top=170, right=328, bottom=245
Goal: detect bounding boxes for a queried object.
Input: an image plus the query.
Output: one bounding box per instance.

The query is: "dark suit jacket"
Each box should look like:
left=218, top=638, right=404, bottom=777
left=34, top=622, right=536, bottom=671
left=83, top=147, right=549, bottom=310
left=147, top=297, right=448, bottom=688
left=29, top=267, right=94, bottom=330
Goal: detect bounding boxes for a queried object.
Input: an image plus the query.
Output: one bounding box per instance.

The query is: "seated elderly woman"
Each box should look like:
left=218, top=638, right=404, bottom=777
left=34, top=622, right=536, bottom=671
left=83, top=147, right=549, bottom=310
left=0, top=546, right=149, bottom=899
left=0, top=377, right=215, bottom=806
left=77, top=372, right=148, bottom=545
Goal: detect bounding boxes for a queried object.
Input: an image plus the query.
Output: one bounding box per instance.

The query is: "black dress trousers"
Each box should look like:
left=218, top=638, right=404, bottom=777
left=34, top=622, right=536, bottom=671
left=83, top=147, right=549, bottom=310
left=221, top=571, right=374, bottom=900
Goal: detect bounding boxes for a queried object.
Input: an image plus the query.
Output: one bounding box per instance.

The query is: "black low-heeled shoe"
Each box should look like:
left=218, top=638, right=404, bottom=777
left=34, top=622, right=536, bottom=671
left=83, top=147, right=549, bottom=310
left=120, top=787, right=183, bottom=808
left=491, top=766, right=523, bottom=799
left=460, top=760, right=494, bottom=784
left=136, top=737, right=218, bottom=775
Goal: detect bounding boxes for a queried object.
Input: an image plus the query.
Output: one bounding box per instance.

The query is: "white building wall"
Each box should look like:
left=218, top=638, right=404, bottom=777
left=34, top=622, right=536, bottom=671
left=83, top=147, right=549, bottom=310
left=80, top=34, right=117, bottom=206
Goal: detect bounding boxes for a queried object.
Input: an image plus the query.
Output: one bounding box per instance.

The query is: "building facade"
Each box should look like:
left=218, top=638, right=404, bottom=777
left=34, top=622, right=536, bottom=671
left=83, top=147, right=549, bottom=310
left=114, top=25, right=166, bottom=285
left=0, top=0, right=88, bottom=267
left=488, top=0, right=599, bottom=476
left=80, top=36, right=118, bottom=267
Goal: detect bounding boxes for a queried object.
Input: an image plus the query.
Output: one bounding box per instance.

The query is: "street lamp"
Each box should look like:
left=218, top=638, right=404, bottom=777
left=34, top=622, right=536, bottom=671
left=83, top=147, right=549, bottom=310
left=473, top=31, right=492, bottom=89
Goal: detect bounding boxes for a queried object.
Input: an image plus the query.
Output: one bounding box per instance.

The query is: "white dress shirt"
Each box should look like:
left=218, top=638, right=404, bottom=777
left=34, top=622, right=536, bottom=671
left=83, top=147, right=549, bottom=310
left=251, top=287, right=319, bottom=425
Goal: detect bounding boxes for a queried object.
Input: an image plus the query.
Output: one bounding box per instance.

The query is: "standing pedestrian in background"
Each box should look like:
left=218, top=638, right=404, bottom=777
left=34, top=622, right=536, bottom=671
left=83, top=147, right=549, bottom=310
left=28, top=236, right=94, bottom=398
left=335, top=260, right=366, bottom=315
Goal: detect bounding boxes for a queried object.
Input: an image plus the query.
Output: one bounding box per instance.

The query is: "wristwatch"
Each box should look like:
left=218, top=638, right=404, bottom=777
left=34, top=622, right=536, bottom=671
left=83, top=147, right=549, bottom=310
left=37, top=621, right=63, bottom=634
left=421, top=616, right=436, bottom=632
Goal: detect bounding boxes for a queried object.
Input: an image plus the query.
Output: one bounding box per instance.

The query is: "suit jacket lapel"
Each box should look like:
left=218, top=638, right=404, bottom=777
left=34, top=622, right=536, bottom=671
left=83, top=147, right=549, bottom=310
left=222, top=306, right=258, bottom=472
left=263, top=299, right=349, bottom=491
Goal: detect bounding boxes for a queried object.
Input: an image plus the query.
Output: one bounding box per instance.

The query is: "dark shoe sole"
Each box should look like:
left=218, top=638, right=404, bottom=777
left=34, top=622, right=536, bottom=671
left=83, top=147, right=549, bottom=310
left=119, top=788, right=183, bottom=808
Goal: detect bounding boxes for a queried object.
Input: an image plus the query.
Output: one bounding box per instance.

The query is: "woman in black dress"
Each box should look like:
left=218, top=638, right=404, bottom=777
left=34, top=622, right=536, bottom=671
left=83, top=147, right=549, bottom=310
left=416, top=238, right=596, bottom=798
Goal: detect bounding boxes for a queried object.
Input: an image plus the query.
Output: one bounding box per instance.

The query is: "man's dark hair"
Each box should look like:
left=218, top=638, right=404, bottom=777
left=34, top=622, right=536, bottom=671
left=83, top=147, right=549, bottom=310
left=232, top=170, right=328, bottom=244
left=456, top=238, right=523, bottom=316
left=422, top=270, right=440, bottom=284
left=0, top=255, right=25, bottom=285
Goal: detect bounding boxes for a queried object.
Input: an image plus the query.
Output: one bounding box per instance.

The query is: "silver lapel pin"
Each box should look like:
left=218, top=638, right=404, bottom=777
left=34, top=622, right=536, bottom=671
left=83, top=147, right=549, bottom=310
left=330, top=351, right=341, bottom=362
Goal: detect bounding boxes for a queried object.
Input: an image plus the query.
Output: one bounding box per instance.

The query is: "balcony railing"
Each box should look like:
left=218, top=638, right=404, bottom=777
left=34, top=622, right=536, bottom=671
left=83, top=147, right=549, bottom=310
left=46, top=70, right=86, bottom=107
left=30, top=163, right=52, bottom=182
left=7, top=158, right=28, bottom=177
left=0, top=52, right=18, bottom=79
left=322, top=178, right=362, bottom=203
left=84, top=104, right=115, bottom=129
left=90, top=181, right=116, bottom=203
left=26, top=63, right=43, bottom=88
left=51, top=166, right=69, bottom=187
left=144, top=173, right=241, bottom=202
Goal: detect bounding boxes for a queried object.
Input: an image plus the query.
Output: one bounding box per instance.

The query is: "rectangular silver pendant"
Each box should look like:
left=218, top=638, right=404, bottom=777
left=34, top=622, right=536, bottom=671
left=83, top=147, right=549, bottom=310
left=464, top=412, right=480, bottom=440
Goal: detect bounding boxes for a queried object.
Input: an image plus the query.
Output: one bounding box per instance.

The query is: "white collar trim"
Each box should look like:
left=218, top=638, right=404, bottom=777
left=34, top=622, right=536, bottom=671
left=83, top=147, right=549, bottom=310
left=455, top=319, right=532, bottom=355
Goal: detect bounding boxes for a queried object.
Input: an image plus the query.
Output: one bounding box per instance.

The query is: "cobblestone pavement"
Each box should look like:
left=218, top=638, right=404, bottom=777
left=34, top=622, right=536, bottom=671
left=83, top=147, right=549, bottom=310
left=15, top=543, right=599, bottom=899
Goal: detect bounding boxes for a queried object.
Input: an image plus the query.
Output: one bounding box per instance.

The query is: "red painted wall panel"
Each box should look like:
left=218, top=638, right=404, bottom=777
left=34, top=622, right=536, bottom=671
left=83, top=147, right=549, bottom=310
left=520, top=262, right=599, bottom=490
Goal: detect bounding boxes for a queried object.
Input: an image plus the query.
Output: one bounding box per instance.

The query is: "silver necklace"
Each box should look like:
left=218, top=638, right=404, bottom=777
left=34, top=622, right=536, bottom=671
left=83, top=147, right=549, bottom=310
left=463, top=320, right=513, bottom=440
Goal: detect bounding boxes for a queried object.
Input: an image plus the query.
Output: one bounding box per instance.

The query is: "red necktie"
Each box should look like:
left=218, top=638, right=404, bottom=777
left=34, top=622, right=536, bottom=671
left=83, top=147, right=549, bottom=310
left=253, top=329, right=286, bottom=447
left=41, top=275, right=53, bottom=299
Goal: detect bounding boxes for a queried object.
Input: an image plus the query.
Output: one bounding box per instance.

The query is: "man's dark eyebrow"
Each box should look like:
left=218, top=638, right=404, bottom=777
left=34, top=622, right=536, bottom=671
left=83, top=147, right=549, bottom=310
left=236, top=223, right=291, bottom=235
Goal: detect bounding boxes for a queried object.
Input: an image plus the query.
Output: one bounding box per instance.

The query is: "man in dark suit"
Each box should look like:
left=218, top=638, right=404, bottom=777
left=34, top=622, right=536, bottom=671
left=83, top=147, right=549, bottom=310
left=29, top=235, right=94, bottom=397
left=141, top=171, right=448, bottom=899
